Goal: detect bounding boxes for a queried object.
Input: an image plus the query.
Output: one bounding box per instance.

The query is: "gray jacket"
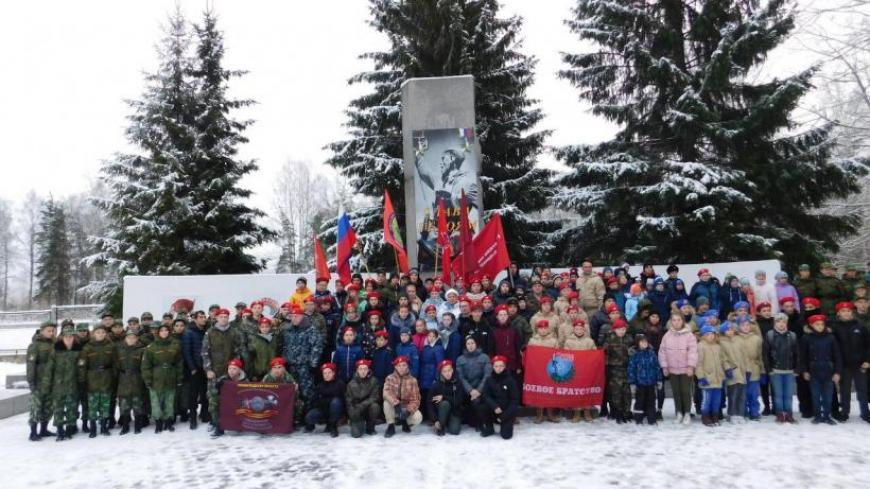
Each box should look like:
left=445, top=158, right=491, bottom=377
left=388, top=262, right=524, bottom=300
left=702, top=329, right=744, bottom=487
left=456, top=349, right=492, bottom=393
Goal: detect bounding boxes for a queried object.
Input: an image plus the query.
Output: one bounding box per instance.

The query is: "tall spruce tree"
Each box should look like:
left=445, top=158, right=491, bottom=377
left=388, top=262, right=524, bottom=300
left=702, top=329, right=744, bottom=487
left=88, top=10, right=270, bottom=311
left=35, top=198, right=72, bottom=305
left=326, top=0, right=553, bottom=268
left=552, top=0, right=867, bottom=268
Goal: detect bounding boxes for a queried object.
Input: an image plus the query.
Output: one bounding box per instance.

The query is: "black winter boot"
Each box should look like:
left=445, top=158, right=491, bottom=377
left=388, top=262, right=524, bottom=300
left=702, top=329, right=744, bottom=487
left=633, top=413, right=644, bottom=425
left=108, top=416, right=116, bottom=429
left=29, top=423, right=40, bottom=442
left=55, top=425, right=66, bottom=442
left=166, top=419, right=175, bottom=432
left=480, top=423, right=494, bottom=437
left=384, top=424, right=396, bottom=438
left=155, top=419, right=163, bottom=434
left=189, top=415, right=198, bottom=430
left=88, top=420, right=97, bottom=438
left=328, top=422, right=339, bottom=438
left=81, top=419, right=90, bottom=433
left=119, top=416, right=130, bottom=435
left=99, top=419, right=110, bottom=436
left=365, top=420, right=376, bottom=435
left=179, top=411, right=189, bottom=423
left=67, top=424, right=78, bottom=437
left=38, top=421, right=56, bottom=437
left=401, top=420, right=411, bottom=433
left=134, top=417, right=142, bottom=434
left=210, top=424, right=224, bottom=438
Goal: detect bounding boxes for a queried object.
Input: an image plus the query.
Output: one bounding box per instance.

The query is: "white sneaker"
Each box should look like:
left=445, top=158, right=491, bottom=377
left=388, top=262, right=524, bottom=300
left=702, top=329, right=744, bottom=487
left=681, top=414, right=692, bottom=426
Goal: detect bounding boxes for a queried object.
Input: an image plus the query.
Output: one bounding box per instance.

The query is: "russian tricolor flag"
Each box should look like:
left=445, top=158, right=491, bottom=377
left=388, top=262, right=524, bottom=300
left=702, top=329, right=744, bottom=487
left=336, top=207, right=358, bottom=284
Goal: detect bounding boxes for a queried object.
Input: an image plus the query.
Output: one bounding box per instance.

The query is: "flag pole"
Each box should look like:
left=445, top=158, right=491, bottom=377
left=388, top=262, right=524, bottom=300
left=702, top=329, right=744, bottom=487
left=433, top=243, right=440, bottom=279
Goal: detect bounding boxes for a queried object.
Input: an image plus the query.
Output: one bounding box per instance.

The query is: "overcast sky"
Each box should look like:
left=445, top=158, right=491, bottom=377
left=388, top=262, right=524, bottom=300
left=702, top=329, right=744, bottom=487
left=0, top=0, right=620, bottom=213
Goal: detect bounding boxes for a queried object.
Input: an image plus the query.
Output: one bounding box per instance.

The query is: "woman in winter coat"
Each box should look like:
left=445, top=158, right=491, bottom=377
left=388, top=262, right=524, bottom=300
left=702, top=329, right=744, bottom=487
left=439, top=312, right=462, bottom=363
left=419, top=329, right=446, bottom=414
left=657, top=315, right=698, bottom=424
left=428, top=359, right=465, bottom=435
left=345, top=359, right=382, bottom=437
left=455, top=336, right=492, bottom=426
left=718, top=275, right=748, bottom=321
left=480, top=355, right=520, bottom=440
left=800, top=314, right=842, bottom=424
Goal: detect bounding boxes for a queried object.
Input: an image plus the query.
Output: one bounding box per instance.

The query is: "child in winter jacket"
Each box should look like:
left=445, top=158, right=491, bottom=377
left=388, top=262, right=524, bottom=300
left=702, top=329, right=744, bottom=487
left=763, top=313, right=800, bottom=423
left=735, top=317, right=764, bottom=420
left=527, top=320, right=560, bottom=423
left=333, top=327, right=364, bottom=384
left=718, top=322, right=747, bottom=422
left=696, top=325, right=731, bottom=426
left=371, top=331, right=394, bottom=385
left=439, top=312, right=462, bottom=363
left=604, top=319, right=634, bottom=424
left=395, top=328, right=420, bottom=379
left=658, top=315, right=698, bottom=424
left=627, top=334, right=662, bottom=425
left=800, top=314, right=842, bottom=425
left=419, top=329, right=445, bottom=418
left=562, top=320, right=597, bottom=422
left=412, top=319, right=429, bottom=352
left=624, top=284, right=644, bottom=322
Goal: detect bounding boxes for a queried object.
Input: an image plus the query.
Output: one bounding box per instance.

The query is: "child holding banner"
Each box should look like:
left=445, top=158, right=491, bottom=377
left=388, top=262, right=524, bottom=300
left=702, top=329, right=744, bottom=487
left=528, top=320, right=560, bottom=423
left=562, top=320, right=597, bottom=422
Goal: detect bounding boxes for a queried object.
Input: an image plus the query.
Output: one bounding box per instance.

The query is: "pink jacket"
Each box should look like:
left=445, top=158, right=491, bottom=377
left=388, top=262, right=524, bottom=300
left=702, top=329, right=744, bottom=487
left=658, top=327, right=698, bottom=375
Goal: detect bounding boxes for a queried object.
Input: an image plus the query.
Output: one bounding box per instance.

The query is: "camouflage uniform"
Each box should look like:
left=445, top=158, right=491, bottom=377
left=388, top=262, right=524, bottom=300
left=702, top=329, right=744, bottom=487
left=604, top=332, right=634, bottom=417
left=172, top=331, right=190, bottom=420
left=206, top=370, right=247, bottom=430
left=52, top=335, right=82, bottom=430
left=280, top=317, right=323, bottom=422
left=201, top=323, right=244, bottom=423
left=114, top=335, right=146, bottom=425
left=74, top=323, right=90, bottom=428
left=142, top=336, right=183, bottom=421
left=79, top=337, right=116, bottom=422
left=27, top=333, right=55, bottom=425
left=794, top=276, right=818, bottom=302
left=816, top=272, right=847, bottom=316
left=247, top=331, right=279, bottom=381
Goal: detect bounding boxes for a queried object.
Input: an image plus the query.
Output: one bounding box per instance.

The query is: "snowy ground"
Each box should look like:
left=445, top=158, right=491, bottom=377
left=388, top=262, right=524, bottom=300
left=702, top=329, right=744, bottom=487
left=1, top=399, right=868, bottom=489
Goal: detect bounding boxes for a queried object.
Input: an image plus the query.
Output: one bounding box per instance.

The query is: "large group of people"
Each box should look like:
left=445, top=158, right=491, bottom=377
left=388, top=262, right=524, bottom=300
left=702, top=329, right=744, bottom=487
left=25, top=260, right=870, bottom=442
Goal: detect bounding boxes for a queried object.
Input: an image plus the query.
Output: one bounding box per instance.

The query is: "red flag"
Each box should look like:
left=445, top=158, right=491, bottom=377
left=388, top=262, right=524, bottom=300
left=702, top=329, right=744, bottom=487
left=452, top=213, right=511, bottom=282
left=436, top=198, right=450, bottom=248
left=383, top=190, right=410, bottom=274
left=457, top=190, right=477, bottom=283
left=313, top=233, right=330, bottom=282
left=522, top=346, right=605, bottom=408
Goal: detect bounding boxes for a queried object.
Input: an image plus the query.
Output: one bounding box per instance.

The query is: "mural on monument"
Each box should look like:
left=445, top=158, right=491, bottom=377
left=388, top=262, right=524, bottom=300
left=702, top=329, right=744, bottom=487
left=412, top=127, right=481, bottom=267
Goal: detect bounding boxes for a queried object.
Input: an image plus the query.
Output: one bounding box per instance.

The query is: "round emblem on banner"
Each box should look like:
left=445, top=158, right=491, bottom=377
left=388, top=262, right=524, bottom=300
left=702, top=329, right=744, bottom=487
left=547, top=353, right=575, bottom=383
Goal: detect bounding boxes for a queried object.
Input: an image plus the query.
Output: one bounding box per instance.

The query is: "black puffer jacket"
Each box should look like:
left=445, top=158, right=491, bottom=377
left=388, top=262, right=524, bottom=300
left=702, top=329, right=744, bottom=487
left=482, top=370, right=519, bottom=412
left=800, top=330, right=842, bottom=379
left=312, top=378, right=346, bottom=415
left=763, top=328, right=799, bottom=372
left=429, top=374, right=465, bottom=414
left=831, top=319, right=870, bottom=368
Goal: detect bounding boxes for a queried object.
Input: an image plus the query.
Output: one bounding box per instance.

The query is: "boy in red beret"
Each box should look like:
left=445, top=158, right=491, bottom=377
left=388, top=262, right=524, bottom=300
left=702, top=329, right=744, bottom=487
left=209, top=358, right=246, bottom=437
left=304, top=363, right=346, bottom=437
left=346, top=360, right=381, bottom=437
left=800, top=315, right=842, bottom=425
left=428, top=360, right=464, bottom=436
left=604, top=319, right=633, bottom=423
left=382, top=356, right=422, bottom=437
left=480, top=355, right=520, bottom=439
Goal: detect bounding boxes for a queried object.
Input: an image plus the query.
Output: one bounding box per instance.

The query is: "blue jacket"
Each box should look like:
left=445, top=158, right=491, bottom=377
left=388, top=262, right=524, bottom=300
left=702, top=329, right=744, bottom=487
left=800, top=330, right=842, bottom=379
left=665, top=282, right=688, bottom=312
left=628, top=348, right=663, bottom=386
left=647, top=289, right=670, bottom=323
left=718, top=286, right=747, bottom=320
left=419, top=341, right=445, bottom=390
left=371, top=346, right=394, bottom=385
left=625, top=295, right=641, bottom=321
left=690, top=279, right=721, bottom=310
left=395, top=341, right=420, bottom=378
left=182, top=325, right=206, bottom=371
left=442, top=326, right=462, bottom=363
left=332, top=343, right=364, bottom=383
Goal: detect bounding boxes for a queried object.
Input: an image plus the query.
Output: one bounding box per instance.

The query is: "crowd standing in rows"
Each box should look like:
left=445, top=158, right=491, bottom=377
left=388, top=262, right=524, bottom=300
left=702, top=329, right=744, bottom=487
left=26, top=261, right=870, bottom=441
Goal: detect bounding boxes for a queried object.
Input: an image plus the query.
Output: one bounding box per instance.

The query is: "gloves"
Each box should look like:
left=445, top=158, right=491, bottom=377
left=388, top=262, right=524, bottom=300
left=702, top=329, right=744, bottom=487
left=656, top=382, right=663, bottom=391
left=698, top=377, right=709, bottom=387
left=760, top=374, right=769, bottom=386
left=725, top=368, right=734, bottom=380
left=630, top=385, right=636, bottom=397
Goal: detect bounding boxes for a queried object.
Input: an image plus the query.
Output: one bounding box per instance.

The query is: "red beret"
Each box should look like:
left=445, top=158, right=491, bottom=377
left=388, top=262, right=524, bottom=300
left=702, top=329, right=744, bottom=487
left=494, top=304, right=508, bottom=314
left=316, top=276, right=330, bottom=284
left=470, top=278, right=482, bottom=286
left=559, top=281, right=571, bottom=290
left=345, top=302, right=357, bottom=313
left=241, top=308, right=252, bottom=315
left=365, top=279, right=377, bottom=287
left=566, top=306, right=579, bottom=314
left=291, top=305, right=304, bottom=315
left=568, top=291, right=579, bottom=300
left=227, top=358, right=244, bottom=369
left=437, top=359, right=453, bottom=371
left=321, top=362, right=337, bottom=372
left=303, top=296, right=316, bottom=304
left=355, top=359, right=372, bottom=369
left=756, top=301, right=772, bottom=311
left=801, top=297, right=821, bottom=308
left=606, top=276, right=618, bottom=285
left=318, top=295, right=334, bottom=304
left=606, top=303, right=619, bottom=314
left=368, top=310, right=382, bottom=318
left=342, top=326, right=355, bottom=336
left=217, top=308, right=231, bottom=317
left=778, top=297, right=795, bottom=306
left=280, top=302, right=293, bottom=309
left=269, top=357, right=286, bottom=368
left=482, top=274, right=491, bottom=281
left=697, top=268, right=710, bottom=277
left=483, top=295, right=493, bottom=302
left=536, top=319, right=549, bottom=329
left=836, top=301, right=855, bottom=312
left=258, top=316, right=273, bottom=326
left=471, top=302, right=484, bottom=312
left=572, top=319, right=586, bottom=327
left=808, top=314, right=826, bottom=324
left=347, top=284, right=360, bottom=291
left=570, top=267, right=578, bottom=274
left=250, top=300, right=264, bottom=308
left=374, top=330, right=389, bottom=339
left=491, top=355, right=508, bottom=365
left=611, top=319, right=628, bottom=331
left=425, top=304, right=437, bottom=313
left=367, top=291, right=381, bottom=300
left=458, top=296, right=471, bottom=305
left=539, top=296, right=553, bottom=304
left=392, top=355, right=409, bottom=366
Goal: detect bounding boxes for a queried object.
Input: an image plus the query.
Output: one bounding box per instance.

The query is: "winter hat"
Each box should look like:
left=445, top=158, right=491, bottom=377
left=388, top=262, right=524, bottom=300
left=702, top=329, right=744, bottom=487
left=603, top=266, right=613, bottom=274
left=704, top=309, right=718, bottom=318
left=697, top=268, right=710, bottom=277
left=835, top=302, right=855, bottom=312
left=696, top=296, right=709, bottom=306
left=756, top=301, right=772, bottom=311
left=399, top=327, right=411, bottom=336
left=291, top=305, right=304, bottom=315
left=606, top=303, right=619, bottom=314
left=374, top=330, right=389, bottom=340
left=494, top=304, right=509, bottom=314
left=250, top=300, right=265, bottom=308
left=629, top=284, right=642, bottom=295
left=779, top=297, right=795, bottom=306
left=654, top=277, right=664, bottom=286
left=734, top=301, right=750, bottom=311
left=321, top=362, right=337, bottom=372
left=572, top=319, right=586, bottom=328
left=611, top=319, right=628, bottom=331
left=258, top=316, right=273, bottom=326
left=76, top=323, right=90, bottom=332
left=303, top=296, right=316, bottom=304
left=775, top=271, right=788, bottom=280
left=568, top=291, right=579, bottom=299
left=700, top=325, right=716, bottom=336
left=719, top=321, right=732, bottom=334
left=675, top=299, right=690, bottom=308
left=355, top=359, right=373, bottom=369
left=798, top=264, right=811, bottom=271
left=269, top=357, right=286, bottom=369
left=739, top=278, right=751, bottom=286
left=801, top=297, right=821, bottom=309
left=437, top=359, right=453, bottom=372
left=445, top=289, right=459, bottom=297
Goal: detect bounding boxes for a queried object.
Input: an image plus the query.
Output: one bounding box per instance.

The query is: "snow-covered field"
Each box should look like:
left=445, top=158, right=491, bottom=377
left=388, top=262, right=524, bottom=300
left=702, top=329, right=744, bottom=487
left=1, top=400, right=868, bottom=489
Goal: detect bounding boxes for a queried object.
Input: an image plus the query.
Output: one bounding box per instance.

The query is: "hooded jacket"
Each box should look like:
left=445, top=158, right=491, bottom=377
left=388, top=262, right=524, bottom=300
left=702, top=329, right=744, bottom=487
left=657, top=326, right=698, bottom=375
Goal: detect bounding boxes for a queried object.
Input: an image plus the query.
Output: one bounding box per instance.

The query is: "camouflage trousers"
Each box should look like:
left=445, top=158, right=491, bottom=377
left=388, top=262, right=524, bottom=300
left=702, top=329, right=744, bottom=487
left=29, top=391, right=52, bottom=424
left=606, top=366, right=631, bottom=414
left=118, top=395, right=145, bottom=419
left=87, top=392, right=111, bottom=420
left=53, top=394, right=79, bottom=427
left=207, top=380, right=221, bottom=426
left=288, top=364, right=314, bottom=421
left=78, top=382, right=89, bottom=421
left=149, top=389, right=175, bottom=421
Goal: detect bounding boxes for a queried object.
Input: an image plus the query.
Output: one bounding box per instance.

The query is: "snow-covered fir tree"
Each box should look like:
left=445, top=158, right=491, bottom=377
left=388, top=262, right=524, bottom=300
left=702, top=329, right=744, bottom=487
left=35, top=198, right=72, bottom=305
left=88, top=10, right=271, bottom=311
left=553, top=0, right=867, bottom=268
left=325, top=0, right=553, bottom=268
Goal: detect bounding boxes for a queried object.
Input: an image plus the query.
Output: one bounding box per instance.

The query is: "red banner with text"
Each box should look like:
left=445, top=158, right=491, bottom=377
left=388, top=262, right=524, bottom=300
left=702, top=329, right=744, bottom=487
left=522, top=346, right=605, bottom=408
left=220, top=381, right=296, bottom=434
